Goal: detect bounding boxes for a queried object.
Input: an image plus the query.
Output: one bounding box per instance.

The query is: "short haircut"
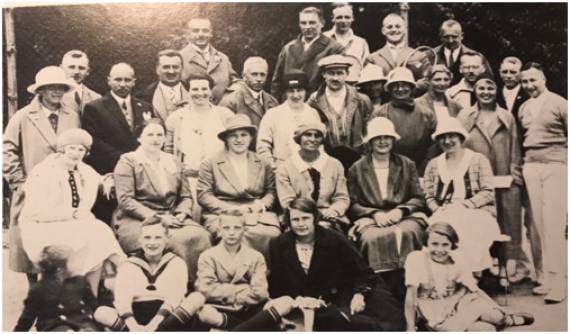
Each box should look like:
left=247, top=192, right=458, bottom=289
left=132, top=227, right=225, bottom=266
left=500, top=56, right=522, bottom=70
left=521, top=62, right=544, bottom=73
left=38, top=245, right=72, bottom=277
left=423, top=222, right=459, bottom=250
left=383, top=13, right=405, bottom=26
left=460, top=51, right=483, bottom=65
left=62, top=50, right=90, bottom=64
left=243, top=57, right=268, bottom=73
left=188, top=18, right=211, bottom=28
left=440, top=19, right=462, bottom=34
left=300, top=6, right=324, bottom=22
left=283, top=198, right=320, bottom=228
left=219, top=209, right=246, bottom=226
left=187, top=72, right=215, bottom=89
left=157, top=49, right=183, bottom=67
left=141, top=215, right=170, bottom=235
left=109, top=62, right=135, bottom=77
left=332, top=2, right=351, bottom=10
left=134, top=118, right=166, bottom=139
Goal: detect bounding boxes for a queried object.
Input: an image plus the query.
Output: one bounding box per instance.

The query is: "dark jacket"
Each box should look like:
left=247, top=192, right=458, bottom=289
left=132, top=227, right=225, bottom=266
left=496, top=85, right=530, bottom=150
left=14, top=276, right=100, bottom=332
left=82, top=93, right=154, bottom=174
left=432, top=44, right=493, bottom=86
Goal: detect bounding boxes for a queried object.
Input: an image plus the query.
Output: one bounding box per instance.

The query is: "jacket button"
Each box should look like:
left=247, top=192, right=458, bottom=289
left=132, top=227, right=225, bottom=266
left=81, top=309, right=86, bottom=314
left=80, top=300, right=85, bottom=306
left=331, top=288, right=338, bottom=294
left=58, top=304, right=64, bottom=309
left=222, top=297, right=228, bottom=304
left=60, top=315, right=67, bottom=320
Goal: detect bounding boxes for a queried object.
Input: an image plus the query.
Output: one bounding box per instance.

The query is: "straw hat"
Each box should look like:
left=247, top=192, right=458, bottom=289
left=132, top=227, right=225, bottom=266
left=293, top=122, right=327, bottom=144
left=431, top=117, right=469, bottom=142
left=363, top=117, right=400, bottom=143
left=385, top=67, right=416, bottom=91
left=27, top=66, right=76, bottom=94
left=357, top=64, right=387, bottom=85
left=217, top=115, right=258, bottom=141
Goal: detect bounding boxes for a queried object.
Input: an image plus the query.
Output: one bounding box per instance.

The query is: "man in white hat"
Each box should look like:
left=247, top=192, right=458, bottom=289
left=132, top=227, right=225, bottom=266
left=60, top=50, right=102, bottom=116
left=370, top=67, right=437, bottom=176
left=3, top=66, right=80, bottom=282
left=308, top=54, right=372, bottom=152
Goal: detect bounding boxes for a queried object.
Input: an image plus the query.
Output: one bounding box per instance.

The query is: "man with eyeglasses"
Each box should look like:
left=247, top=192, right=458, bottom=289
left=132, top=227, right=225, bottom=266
left=446, top=52, right=485, bottom=109
left=60, top=50, right=102, bottom=116
left=179, top=18, right=240, bottom=105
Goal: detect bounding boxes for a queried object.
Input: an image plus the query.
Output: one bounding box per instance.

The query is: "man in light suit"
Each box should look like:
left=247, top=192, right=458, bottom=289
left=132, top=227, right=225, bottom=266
left=432, top=20, right=492, bottom=86
left=82, top=62, right=154, bottom=223
left=60, top=50, right=102, bottom=116
left=178, top=18, right=240, bottom=105
left=271, top=6, right=344, bottom=101
left=135, top=49, right=190, bottom=122
left=366, top=13, right=429, bottom=83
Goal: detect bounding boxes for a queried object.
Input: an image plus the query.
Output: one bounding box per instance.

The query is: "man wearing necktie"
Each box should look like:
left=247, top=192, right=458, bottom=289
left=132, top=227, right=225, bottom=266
left=82, top=62, right=154, bottom=223
left=366, top=13, right=429, bottom=84
left=3, top=66, right=80, bottom=283
left=219, top=57, right=279, bottom=141
left=178, top=18, right=240, bottom=105
left=60, top=50, right=102, bottom=117
left=135, top=49, right=191, bottom=122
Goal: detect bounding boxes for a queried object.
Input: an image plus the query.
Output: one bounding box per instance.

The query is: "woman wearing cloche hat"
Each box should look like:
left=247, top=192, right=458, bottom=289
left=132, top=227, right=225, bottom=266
left=198, top=114, right=280, bottom=259
left=348, top=117, right=427, bottom=281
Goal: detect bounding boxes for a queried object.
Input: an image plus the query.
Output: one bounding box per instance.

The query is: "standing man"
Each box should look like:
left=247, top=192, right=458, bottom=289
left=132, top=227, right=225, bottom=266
left=497, top=56, right=530, bottom=126
left=446, top=52, right=485, bottom=110
left=433, top=20, right=492, bottom=86
left=82, top=63, right=154, bottom=223
left=135, top=49, right=190, bottom=122
left=271, top=6, right=344, bottom=102
left=219, top=57, right=279, bottom=131
left=519, top=63, right=567, bottom=304
left=323, top=4, right=370, bottom=83
left=60, top=50, right=102, bottom=116
left=178, top=18, right=240, bottom=105
left=308, top=55, right=372, bottom=152
left=366, top=13, right=429, bottom=83
left=3, top=66, right=80, bottom=283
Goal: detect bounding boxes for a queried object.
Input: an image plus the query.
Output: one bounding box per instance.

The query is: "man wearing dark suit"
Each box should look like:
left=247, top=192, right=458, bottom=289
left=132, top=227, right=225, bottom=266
left=60, top=50, right=102, bottom=117
left=271, top=6, right=344, bottom=102
left=82, top=62, right=154, bottom=223
left=135, top=50, right=190, bottom=123
left=432, top=20, right=492, bottom=86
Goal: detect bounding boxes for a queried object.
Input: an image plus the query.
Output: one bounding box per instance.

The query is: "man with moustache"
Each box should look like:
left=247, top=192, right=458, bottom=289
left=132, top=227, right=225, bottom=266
left=219, top=57, right=279, bottom=131
left=60, top=50, right=102, bottom=116
left=179, top=18, right=240, bottom=105
left=308, top=55, right=372, bottom=152
left=323, top=3, right=370, bottom=83
left=447, top=52, right=485, bottom=110
left=82, top=63, right=154, bottom=223
left=433, top=20, right=492, bottom=86
left=271, top=6, right=344, bottom=102
left=135, top=49, right=190, bottom=122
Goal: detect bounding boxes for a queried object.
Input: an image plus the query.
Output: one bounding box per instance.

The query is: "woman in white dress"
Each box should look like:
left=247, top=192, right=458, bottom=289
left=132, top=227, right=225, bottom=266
left=19, top=129, right=126, bottom=295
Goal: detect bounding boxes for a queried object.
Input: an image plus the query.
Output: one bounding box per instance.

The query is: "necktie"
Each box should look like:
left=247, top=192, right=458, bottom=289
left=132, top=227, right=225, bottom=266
left=68, top=171, right=80, bottom=208
left=307, top=168, right=321, bottom=202
left=169, top=88, right=178, bottom=105
left=74, top=91, right=82, bottom=107
left=448, top=52, right=455, bottom=69
left=48, top=113, right=58, bottom=133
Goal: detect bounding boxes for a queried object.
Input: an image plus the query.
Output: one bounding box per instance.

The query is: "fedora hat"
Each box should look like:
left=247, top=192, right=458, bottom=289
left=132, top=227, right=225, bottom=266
left=27, top=66, right=76, bottom=94
left=217, top=114, right=258, bottom=141
left=385, top=67, right=416, bottom=91
left=363, top=117, right=400, bottom=143
left=431, top=117, right=469, bottom=142
left=357, top=64, right=387, bottom=85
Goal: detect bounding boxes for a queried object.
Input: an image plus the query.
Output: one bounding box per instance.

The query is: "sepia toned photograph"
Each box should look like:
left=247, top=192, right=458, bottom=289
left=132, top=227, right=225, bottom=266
left=2, top=2, right=568, bottom=331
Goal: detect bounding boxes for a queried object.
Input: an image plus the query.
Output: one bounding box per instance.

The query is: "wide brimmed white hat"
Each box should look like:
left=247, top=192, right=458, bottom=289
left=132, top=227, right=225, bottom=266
left=27, top=66, right=76, bottom=94
left=363, top=117, right=400, bottom=143
left=431, top=117, right=469, bottom=141
left=357, top=64, right=387, bottom=85
left=385, top=67, right=416, bottom=91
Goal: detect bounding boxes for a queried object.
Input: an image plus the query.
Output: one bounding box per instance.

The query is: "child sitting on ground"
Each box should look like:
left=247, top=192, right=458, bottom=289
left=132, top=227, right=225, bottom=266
left=14, top=245, right=103, bottom=332
left=404, top=222, right=534, bottom=332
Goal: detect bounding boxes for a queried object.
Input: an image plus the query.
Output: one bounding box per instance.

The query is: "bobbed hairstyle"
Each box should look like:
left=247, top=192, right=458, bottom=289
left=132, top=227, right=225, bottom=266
left=38, top=244, right=73, bottom=277
left=423, top=222, right=459, bottom=250
left=134, top=118, right=166, bottom=139
left=187, top=72, right=215, bottom=90
left=283, top=198, right=320, bottom=228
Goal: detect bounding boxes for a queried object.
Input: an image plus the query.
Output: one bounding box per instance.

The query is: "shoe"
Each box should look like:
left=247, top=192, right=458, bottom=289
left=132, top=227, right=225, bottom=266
left=509, top=312, right=535, bottom=326
left=533, top=285, right=551, bottom=295
left=545, top=274, right=567, bottom=304
left=508, top=268, right=531, bottom=284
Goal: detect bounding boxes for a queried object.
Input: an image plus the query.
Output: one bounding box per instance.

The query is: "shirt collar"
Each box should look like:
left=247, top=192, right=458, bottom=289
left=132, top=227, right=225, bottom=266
left=191, top=43, right=210, bottom=55
left=110, top=91, right=131, bottom=107
left=328, top=28, right=354, bottom=39
left=291, top=151, right=329, bottom=173
left=132, top=147, right=177, bottom=173
left=40, top=102, right=60, bottom=118
left=159, top=82, right=182, bottom=93
left=325, top=85, right=347, bottom=100
left=245, top=84, right=261, bottom=100
left=387, top=41, right=405, bottom=50
left=503, top=84, right=520, bottom=96
left=302, top=35, right=319, bottom=48
left=74, top=83, right=84, bottom=93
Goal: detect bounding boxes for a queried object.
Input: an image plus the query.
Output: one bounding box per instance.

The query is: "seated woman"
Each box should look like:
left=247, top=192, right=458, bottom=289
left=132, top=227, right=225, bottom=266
left=19, top=129, right=126, bottom=295
left=198, top=115, right=281, bottom=259
left=423, top=117, right=501, bottom=274
left=95, top=217, right=206, bottom=332
left=257, top=70, right=321, bottom=167
left=15, top=245, right=103, bottom=332
left=276, top=122, right=350, bottom=232
left=112, top=118, right=212, bottom=282
left=269, top=198, right=406, bottom=331
left=348, top=117, right=427, bottom=274
left=404, top=222, right=534, bottom=332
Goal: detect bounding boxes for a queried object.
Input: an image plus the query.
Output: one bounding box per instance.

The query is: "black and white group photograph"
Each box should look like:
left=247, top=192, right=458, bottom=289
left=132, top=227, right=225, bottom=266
left=1, top=2, right=568, bottom=332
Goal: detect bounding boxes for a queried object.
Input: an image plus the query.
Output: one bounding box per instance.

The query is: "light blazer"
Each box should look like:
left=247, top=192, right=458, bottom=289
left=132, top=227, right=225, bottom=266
left=433, top=44, right=493, bottom=86
left=82, top=93, right=155, bottom=174
left=218, top=81, right=279, bottom=128
left=195, top=243, right=269, bottom=306
left=347, top=153, right=426, bottom=221
left=134, top=81, right=191, bottom=123
left=414, top=91, right=463, bottom=120
left=178, top=44, right=240, bottom=105
left=61, top=85, right=102, bottom=117
left=365, top=44, right=429, bottom=81
left=3, top=96, right=80, bottom=189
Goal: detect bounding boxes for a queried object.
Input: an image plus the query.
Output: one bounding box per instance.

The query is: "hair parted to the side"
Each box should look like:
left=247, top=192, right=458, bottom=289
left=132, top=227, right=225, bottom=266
left=157, top=49, right=183, bottom=66
left=38, top=244, right=73, bottom=278
left=283, top=198, right=320, bottom=228
left=134, top=118, right=166, bottom=139
left=219, top=209, right=246, bottom=226
left=141, top=215, right=170, bottom=236
left=300, top=6, right=324, bottom=22
left=423, top=222, right=459, bottom=250
left=521, top=62, right=544, bottom=73
left=187, top=72, right=215, bottom=89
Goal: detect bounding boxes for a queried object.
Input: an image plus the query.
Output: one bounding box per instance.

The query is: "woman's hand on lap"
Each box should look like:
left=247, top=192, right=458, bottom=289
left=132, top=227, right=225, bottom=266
left=350, top=293, right=366, bottom=314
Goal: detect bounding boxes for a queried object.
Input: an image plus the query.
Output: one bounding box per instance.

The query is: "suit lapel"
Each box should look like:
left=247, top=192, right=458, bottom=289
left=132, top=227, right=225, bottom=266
left=187, top=47, right=209, bottom=70
left=217, top=153, right=245, bottom=194
left=396, top=47, right=411, bottom=67
left=289, top=37, right=305, bottom=67
left=207, top=46, right=222, bottom=74
left=181, top=85, right=191, bottom=105
left=57, top=107, right=74, bottom=136
left=470, top=108, right=494, bottom=146
left=262, top=91, right=278, bottom=111
left=231, top=246, right=251, bottom=284
left=386, top=155, right=401, bottom=201
left=361, top=156, right=384, bottom=206
left=245, top=152, right=262, bottom=194
left=243, top=87, right=265, bottom=120
left=297, top=35, right=328, bottom=68
left=282, top=234, right=309, bottom=278
left=103, top=94, right=132, bottom=133
left=152, top=87, right=168, bottom=122
left=132, top=98, right=153, bottom=130
left=26, top=106, right=58, bottom=149
left=378, top=45, right=397, bottom=69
